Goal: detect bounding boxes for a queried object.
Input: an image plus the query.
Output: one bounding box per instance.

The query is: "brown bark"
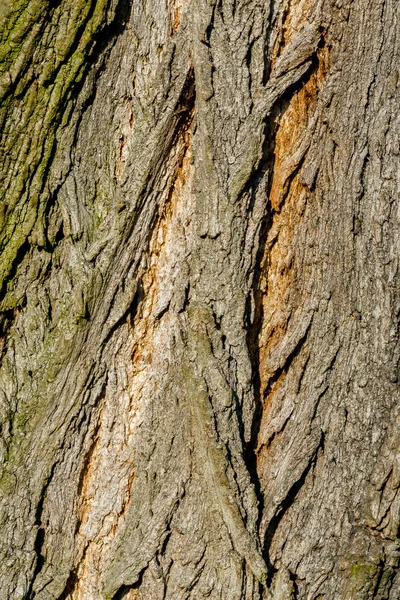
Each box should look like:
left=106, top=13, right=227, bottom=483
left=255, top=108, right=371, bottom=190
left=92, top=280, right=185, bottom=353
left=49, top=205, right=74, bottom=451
left=0, top=1, right=399, bottom=598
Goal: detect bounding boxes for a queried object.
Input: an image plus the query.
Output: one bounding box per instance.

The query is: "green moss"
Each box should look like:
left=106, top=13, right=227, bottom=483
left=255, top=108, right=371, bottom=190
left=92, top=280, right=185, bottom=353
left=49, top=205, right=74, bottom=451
left=350, top=562, right=378, bottom=579
left=0, top=0, right=116, bottom=298
left=0, top=471, right=16, bottom=495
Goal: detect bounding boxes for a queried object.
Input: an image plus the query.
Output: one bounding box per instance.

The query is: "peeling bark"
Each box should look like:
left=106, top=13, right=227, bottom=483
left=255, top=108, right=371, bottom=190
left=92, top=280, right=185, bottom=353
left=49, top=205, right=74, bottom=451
left=1, top=0, right=399, bottom=599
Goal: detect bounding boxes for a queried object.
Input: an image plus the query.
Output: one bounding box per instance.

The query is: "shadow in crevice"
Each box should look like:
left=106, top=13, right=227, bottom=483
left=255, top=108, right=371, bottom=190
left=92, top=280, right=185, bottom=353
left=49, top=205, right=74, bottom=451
left=263, top=431, right=324, bottom=578
left=244, top=80, right=301, bottom=497
left=112, top=569, right=144, bottom=600
left=57, top=569, right=78, bottom=600
left=243, top=55, right=323, bottom=572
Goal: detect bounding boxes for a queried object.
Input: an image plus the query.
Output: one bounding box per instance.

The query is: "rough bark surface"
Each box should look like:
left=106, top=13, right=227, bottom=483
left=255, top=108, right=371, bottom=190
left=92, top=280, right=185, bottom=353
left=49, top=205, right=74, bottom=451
left=0, top=0, right=399, bottom=599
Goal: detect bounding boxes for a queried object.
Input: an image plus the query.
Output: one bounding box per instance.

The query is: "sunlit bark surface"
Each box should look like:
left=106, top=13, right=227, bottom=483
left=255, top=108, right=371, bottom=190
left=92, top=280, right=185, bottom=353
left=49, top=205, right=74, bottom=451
left=0, top=1, right=399, bottom=598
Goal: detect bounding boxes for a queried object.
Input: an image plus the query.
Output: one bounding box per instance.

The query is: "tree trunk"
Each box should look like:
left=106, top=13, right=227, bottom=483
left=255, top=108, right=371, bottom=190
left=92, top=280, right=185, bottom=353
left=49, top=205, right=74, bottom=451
left=1, top=0, right=399, bottom=598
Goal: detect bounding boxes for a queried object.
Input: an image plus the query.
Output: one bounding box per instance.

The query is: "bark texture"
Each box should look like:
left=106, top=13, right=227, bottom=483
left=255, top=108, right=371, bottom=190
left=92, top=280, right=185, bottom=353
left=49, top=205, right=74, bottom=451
left=1, top=0, right=399, bottom=598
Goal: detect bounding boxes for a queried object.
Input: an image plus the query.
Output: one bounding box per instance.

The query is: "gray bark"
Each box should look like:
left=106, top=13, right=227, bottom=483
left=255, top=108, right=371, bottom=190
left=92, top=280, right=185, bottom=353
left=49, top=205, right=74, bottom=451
left=0, top=0, right=399, bottom=598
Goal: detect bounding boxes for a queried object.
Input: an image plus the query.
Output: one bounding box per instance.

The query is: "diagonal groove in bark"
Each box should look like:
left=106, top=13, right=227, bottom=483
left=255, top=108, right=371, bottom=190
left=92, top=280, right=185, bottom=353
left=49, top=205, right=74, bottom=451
left=263, top=430, right=325, bottom=573
left=243, top=34, right=328, bottom=548
left=22, top=460, right=59, bottom=599
left=262, top=316, right=313, bottom=401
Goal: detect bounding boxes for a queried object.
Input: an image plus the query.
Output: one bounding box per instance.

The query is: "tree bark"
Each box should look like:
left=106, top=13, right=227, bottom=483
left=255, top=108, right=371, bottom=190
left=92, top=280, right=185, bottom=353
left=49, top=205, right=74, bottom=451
left=1, top=0, right=399, bottom=598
